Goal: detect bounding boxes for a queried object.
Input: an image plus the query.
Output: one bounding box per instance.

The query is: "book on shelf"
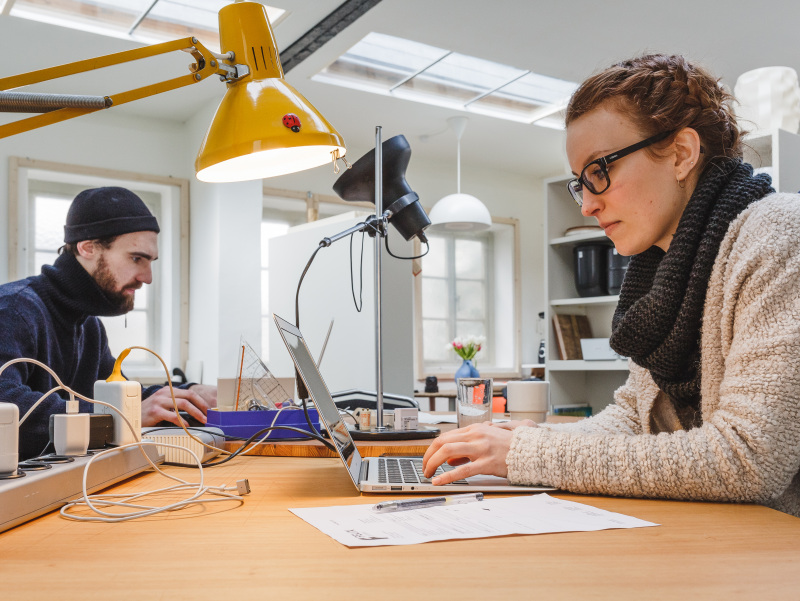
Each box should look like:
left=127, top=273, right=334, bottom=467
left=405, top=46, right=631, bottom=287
left=551, top=403, right=593, bottom=417
left=551, top=314, right=593, bottom=360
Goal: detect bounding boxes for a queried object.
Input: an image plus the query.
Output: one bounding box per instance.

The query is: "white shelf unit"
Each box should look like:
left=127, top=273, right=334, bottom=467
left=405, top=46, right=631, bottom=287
left=543, top=174, right=629, bottom=414
left=742, top=129, right=800, bottom=194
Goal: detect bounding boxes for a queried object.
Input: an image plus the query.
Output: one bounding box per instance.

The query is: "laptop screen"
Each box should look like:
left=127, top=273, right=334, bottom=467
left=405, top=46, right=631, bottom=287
left=273, top=314, right=363, bottom=490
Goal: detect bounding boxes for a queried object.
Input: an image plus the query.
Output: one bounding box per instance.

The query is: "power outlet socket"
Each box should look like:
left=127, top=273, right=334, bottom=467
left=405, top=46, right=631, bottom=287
left=0, top=403, right=19, bottom=474
left=93, top=381, right=141, bottom=445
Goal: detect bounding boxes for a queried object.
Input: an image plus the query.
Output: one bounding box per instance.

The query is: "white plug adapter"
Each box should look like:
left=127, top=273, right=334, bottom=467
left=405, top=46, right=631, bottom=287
left=93, top=380, right=142, bottom=445
left=0, top=402, right=19, bottom=474
left=53, top=413, right=90, bottom=456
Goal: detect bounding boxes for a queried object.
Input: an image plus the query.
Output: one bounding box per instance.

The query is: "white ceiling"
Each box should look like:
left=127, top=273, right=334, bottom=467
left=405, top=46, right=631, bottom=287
left=2, top=0, right=799, bottom=182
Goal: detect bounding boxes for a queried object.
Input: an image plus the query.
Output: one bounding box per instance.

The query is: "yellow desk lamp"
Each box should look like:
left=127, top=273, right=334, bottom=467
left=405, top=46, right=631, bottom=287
left=0, top=1, right=346, bottom=181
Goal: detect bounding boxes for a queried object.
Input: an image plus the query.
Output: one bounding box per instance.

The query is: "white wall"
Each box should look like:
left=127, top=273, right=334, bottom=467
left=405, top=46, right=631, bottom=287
left=0, top=110, right=553, bottom=384
left=268, top=212, right=415, bottom=398
left=184, top=103, right=264, bottom=384
left=0, top=101, right=266, bottom=385
left=0, top=111, right=186, bottom=282
left=264, top=137, right=550, bottom=366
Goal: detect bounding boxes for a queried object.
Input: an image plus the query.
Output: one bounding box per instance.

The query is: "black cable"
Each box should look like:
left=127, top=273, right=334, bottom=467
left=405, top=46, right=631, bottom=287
left=295, top=241, right=325, bottom=329
left=142, top=425, right=317, bottom=444
left=294, top=242, right=325, bottom=401
left=219, top=433, right=313, bottom=443
left=301, top=396, right=325, bottom=439
left=199, top=425, right=337, bottom=468
left=340, top=408, right=359, bottom=430
left=384, top=234, right=430, bottom=260
left=349, top=230, right=365, bottom=312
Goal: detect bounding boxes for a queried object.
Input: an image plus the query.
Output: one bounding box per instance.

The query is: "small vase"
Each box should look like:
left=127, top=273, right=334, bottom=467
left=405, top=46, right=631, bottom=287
left=455, top=359, right=480, bottom=381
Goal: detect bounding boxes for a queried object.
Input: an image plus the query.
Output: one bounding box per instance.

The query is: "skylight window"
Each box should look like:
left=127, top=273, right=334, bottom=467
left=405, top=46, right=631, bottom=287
left=5, top=0, right=286, bottom=54
left=314, top=32, right=577, bottom=128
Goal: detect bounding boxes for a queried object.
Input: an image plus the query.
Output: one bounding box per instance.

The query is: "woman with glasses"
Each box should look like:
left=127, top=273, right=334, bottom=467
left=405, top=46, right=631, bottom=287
left=423, top=54, right=800, bottom=516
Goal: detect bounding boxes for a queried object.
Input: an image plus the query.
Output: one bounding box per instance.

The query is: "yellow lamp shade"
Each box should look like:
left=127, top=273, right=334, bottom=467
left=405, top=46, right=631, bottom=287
left=195, top=1, right=346, bottom=182
left=196, top=78, right=346, bottom=182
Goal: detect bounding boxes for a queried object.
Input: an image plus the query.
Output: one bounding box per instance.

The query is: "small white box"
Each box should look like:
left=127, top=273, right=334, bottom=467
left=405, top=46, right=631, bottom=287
left=355, top=408, right=395, bottom=429
left=93, top=380, right=142, bottom=445
left=580, top=338, right=625, bottom=361
left=394, top=408, right=419, bottom=431
left=53, top=413, right=90, bottom=456
left=0, top=403, right=19, bottom=474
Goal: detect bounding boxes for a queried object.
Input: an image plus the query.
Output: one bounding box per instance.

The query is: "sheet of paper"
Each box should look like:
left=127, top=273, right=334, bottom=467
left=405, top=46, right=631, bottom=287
left=289, top=493, right=659, bottom=547
left=417, top=412, right=509, bottom=425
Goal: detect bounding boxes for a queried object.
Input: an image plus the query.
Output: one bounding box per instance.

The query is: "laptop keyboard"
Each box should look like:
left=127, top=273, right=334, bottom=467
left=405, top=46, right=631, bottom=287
left=377, top=457, right=469, bottom=485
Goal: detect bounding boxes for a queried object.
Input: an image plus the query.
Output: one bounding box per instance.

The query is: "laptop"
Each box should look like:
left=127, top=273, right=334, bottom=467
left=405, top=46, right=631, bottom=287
left=273, top=313, right=555, bottom=494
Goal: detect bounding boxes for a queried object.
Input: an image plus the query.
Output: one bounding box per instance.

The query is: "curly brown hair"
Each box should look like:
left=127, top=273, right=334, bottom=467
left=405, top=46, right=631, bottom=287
left=566, top=54, right=744, bottom=170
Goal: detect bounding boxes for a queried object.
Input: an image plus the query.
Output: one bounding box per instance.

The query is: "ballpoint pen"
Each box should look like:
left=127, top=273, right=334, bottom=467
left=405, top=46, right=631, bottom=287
left=372, top=493, right=484, bottom=513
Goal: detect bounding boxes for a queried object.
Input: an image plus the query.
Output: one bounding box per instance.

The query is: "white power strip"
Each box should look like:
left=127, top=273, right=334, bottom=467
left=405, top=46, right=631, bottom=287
left=0, top=445, right=162, bottom=534
left=142, top=428, right=224, bottom=466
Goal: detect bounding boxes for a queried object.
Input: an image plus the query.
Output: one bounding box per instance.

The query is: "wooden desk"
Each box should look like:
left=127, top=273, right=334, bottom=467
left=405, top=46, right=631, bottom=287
left=223, top=431, right=442, bottom=458
left=2, top=456, right=798, bottom=601
left=222, top=415, right=580, bottom=458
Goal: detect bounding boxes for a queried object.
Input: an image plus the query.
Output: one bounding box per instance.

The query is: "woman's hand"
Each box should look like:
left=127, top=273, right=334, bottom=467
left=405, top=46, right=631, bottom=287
left=491, top=419, right=538, bottom=431
left=422, top=422, right=533, bottom=485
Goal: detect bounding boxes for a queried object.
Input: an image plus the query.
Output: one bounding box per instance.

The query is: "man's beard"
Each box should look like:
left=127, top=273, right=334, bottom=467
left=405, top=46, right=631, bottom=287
left=93, top=255, right=137, bottom=314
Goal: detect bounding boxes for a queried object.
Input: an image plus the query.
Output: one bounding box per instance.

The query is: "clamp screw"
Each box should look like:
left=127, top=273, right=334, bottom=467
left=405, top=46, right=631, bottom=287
left=195, top=74, right=202, bottom=81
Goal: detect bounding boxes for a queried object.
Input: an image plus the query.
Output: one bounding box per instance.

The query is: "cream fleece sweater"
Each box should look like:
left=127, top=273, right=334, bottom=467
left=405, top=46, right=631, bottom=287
left=508, top=193, right=800, bottom=516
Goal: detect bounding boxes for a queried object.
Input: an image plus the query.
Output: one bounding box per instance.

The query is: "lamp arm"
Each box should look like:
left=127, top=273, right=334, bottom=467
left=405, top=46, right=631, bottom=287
left=320, top=213, right=388, bottom=247
left=0, top=36, right=246, bottom=140
left=291, top=213, right=388, bottom=401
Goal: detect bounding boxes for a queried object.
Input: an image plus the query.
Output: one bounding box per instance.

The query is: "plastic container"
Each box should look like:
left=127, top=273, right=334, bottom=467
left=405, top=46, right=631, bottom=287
left=573, top=243, right=610, bottom=297
left=205, top=408, right=320, bottom=439
left=606, top=247, right=631, bottom=295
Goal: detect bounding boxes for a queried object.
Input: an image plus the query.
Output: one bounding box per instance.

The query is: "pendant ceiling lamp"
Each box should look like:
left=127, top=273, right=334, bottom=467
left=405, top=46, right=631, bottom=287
left=428, top=116, right=492, bottom=232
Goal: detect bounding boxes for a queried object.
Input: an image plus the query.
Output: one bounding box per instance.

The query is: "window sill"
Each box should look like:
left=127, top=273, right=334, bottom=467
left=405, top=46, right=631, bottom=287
left=420, top=368, right=522, bottom=381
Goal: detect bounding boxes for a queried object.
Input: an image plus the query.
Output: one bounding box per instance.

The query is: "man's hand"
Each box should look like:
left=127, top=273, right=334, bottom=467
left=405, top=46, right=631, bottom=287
left=141, top=386, right=210, bottom=427
left=422, top=421, right=535, bottom=485
left=187, top=384, right=217, bottom=408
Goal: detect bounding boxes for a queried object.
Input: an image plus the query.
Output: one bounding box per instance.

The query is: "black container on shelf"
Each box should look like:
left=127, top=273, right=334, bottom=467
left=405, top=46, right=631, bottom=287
left=606, top=247, right=631, bottom=295
left=573, top=243, right=611, bottom=297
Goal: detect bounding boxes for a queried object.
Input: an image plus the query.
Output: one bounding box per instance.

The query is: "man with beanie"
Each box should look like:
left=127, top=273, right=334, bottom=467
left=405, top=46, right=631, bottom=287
left=0, top=187, right=214, bottom=460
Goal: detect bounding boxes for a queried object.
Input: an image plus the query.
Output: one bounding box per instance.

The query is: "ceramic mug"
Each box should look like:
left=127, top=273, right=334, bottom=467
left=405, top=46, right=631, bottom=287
left=506, top=380, right=549, bottom=423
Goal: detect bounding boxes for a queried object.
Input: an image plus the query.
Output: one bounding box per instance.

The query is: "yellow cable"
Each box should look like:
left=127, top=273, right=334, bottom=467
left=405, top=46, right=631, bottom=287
left=116, top=346, right=232, bottom=456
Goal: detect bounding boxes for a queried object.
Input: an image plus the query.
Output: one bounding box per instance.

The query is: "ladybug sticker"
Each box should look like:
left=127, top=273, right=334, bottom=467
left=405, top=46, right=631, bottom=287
left=282, top=113, right=301, bottom=132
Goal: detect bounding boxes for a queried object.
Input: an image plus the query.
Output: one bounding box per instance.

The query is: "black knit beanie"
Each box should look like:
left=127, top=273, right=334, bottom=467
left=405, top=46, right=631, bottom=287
left=63, top=187, right=160, bottom=244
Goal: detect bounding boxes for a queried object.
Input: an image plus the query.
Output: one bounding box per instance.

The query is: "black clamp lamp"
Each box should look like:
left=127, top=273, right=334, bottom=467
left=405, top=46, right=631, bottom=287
left=294, top=128, right=438, bottom=440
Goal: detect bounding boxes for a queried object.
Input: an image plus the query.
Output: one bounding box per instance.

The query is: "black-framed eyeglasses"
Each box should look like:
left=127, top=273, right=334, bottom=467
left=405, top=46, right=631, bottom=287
left=567, top=130, right=674, bottom=206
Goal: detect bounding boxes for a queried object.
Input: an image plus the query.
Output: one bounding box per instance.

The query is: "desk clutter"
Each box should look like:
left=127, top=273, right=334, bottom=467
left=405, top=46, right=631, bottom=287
left=290, top=493, right=658, bottom=547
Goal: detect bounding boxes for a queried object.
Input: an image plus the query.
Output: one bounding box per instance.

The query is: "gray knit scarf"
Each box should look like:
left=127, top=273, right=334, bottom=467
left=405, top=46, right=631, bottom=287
left=609, top=158, right=774, bottom=410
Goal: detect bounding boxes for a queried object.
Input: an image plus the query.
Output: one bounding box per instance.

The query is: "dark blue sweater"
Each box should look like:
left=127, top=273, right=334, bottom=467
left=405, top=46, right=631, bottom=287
left=0, top=253, right=160, bottom=459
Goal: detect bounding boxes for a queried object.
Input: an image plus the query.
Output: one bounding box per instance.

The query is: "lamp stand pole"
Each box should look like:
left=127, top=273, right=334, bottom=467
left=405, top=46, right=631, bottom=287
left=373, top=125, right=386, bottom=430
left=311, top=126, right=437, bottom=440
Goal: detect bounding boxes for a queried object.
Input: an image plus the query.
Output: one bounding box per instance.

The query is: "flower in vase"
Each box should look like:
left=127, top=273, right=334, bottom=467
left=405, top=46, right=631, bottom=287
left=449, top=335, right=486, bottom=362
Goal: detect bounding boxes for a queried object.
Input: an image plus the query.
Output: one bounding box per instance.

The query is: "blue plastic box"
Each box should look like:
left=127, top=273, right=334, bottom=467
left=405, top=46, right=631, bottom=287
left=206, top=408, right=320, bottom=439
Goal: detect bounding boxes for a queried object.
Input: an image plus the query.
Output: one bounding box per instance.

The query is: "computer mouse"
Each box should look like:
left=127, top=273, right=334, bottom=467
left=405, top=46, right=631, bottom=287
left=156, top=411, right=206, bottom=428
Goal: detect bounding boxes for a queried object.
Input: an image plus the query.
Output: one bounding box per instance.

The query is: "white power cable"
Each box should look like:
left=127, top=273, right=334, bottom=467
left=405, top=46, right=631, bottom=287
left=0, top=355, right=248, bottom=523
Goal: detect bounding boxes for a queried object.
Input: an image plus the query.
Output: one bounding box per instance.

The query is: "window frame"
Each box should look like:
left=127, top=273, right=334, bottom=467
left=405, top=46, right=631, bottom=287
left=414, top=216, right=522, bottom=380
left=420, top=231, right=495, bottom=368
left=8, top=156, right=190, bottom=381
left=259, top=186, right=522, bottom=381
